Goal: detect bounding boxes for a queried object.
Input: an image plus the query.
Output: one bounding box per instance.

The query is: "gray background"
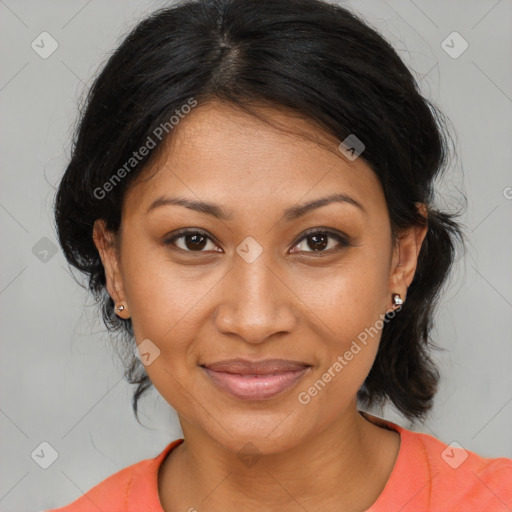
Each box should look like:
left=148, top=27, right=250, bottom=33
left=0, top=0, right=511, bottom=510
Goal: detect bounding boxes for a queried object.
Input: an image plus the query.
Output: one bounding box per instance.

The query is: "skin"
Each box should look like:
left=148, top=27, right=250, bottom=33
left=93, top=100, right=428, bottom=511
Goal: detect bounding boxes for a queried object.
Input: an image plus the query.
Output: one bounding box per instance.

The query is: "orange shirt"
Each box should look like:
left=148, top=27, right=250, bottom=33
left=45, top=417, right=512, bottom=512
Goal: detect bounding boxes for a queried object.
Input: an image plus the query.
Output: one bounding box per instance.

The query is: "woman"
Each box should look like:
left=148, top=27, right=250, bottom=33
left=47, top=0, right=512, bottom=510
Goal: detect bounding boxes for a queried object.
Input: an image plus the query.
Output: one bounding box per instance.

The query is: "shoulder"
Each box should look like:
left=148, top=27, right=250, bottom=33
left=364, top=413, right=512, bottom=512
left=45, top=463, right=137, bottom=512
left=398, top=425, right=512, bottom=511
left=43, top=439, right=184, bottom=512
left=413, top=429, right=512, bottom=507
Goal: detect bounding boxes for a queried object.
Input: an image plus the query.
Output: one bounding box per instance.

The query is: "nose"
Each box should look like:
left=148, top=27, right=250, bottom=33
left=213, top=250, right=297, bottom=345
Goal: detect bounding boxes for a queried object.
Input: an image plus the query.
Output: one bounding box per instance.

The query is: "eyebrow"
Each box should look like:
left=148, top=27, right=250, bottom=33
left=146, top=192, right=366, bottom=220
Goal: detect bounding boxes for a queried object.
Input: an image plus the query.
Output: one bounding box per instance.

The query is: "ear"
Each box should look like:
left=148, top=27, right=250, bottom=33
left=92, top=219, right=130, bottom=318
left=388, top=203, right=428, bottom=305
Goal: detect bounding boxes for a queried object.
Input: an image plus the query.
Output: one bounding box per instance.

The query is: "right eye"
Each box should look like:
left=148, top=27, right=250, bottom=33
left=164, top=228, right=222, bottom=253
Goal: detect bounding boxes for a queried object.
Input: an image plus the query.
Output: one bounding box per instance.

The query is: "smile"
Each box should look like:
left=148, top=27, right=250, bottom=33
left=201, top=359, right=311, bottom=400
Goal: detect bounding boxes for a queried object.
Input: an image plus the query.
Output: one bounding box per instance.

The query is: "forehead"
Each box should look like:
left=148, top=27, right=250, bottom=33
left=124, top=100, right=385, bottom=216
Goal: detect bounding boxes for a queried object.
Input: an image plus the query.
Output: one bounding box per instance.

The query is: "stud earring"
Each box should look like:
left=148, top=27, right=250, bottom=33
left=391, top=293, right=403, bottom=308
left=115, top=302, right=127, bottom=314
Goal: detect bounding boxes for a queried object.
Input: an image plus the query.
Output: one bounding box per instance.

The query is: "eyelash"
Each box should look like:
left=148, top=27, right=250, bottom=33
left=163, top=227, right=350, bottom=255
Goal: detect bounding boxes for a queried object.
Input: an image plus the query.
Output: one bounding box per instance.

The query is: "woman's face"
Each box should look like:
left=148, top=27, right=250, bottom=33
left=94, top=101, right=425, bottom=455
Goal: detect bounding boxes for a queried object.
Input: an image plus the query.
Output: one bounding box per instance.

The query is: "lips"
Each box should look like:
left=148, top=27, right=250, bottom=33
left=201, top=358, right=311, bottom=400
left=203, top=358, right=310, bottom=375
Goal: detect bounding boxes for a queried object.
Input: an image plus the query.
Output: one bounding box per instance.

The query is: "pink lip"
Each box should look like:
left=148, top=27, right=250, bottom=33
left=201, top=359, right=311, bottom=400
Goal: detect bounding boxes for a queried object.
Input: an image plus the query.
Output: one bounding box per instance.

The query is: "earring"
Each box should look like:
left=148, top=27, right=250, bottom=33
left=115, top=302, right=127, bottom=314
left=392, top=293, right=403, bottom=308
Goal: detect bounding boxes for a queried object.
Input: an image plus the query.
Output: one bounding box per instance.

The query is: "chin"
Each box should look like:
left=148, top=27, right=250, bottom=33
left=201, top=409, right=311, bottom=457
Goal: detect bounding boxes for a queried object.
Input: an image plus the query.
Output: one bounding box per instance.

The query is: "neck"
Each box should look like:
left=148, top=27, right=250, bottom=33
left=159, top=407, right=400, bottom=512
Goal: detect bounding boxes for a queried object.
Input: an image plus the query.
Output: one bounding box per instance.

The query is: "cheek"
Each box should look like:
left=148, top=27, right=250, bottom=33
left=119, top=242, right=209, bottom=408
left=296, top=288, right=385, bottom=421
left=298, top=250, right=390, bottom=393
left=120, top=235, right=205, bottom=338
left=296, top=246, right=390, bottom=338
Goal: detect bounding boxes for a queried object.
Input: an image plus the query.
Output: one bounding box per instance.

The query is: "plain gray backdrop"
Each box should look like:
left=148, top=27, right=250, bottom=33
left=0, top=0, right=511, bottom=510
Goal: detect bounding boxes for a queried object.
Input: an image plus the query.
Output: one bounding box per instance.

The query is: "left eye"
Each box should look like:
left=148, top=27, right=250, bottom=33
left=291, top=230, right=348, bottom=253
